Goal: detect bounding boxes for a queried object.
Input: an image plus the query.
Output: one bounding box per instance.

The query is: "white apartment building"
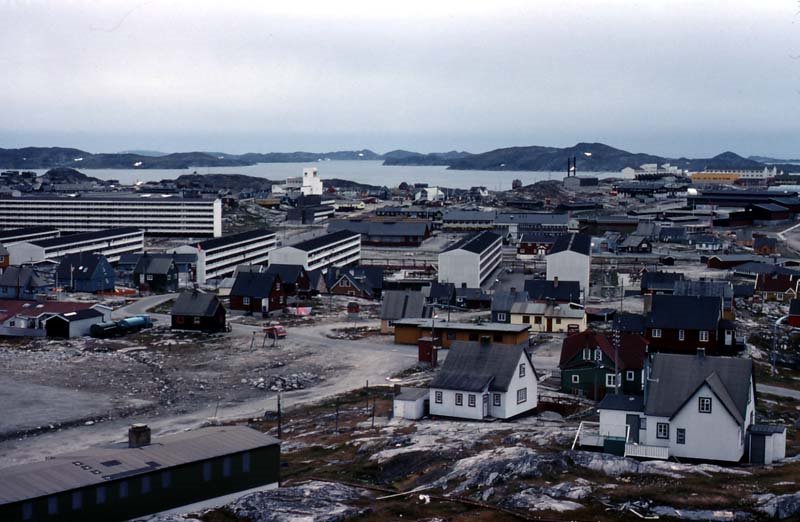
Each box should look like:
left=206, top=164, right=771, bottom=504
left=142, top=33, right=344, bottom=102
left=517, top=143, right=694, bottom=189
left=0, top=195, right=222, bottom=237
left=0, top=226, right=60, bottom=245
left=173, top=229, right=278, bottom=283
left=546, top=233, right=591, bottom=301
left=273, top=168, right=324, bottom=196
left=8, top=228, right=144, bottom=264
left=269, top=230, right=361, bottom=271
left=438, top=231, right=502, bottom=288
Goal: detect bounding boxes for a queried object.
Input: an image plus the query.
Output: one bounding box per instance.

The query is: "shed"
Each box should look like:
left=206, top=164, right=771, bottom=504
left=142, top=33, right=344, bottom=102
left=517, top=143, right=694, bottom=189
left=748, top=424, right=787, bottom=464
left=393, top=387, right=429, bottom=420
left=171, top=290, right=226, bottom=332
left=44, top=308, right=105, bottom=338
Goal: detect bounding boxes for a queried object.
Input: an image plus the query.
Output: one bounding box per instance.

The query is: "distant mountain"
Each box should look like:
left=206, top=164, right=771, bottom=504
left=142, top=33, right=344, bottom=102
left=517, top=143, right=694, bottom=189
left=172, top=173, right=277, bottom=191
left=236, top=150, right=382, bottom=163
left=750, top=155, right=800, bottom=164
left=383, top=150, right=471, bottom=166
left=118, top=150, right=169, bottom=157
left=43, top=167, right=101, bottom=183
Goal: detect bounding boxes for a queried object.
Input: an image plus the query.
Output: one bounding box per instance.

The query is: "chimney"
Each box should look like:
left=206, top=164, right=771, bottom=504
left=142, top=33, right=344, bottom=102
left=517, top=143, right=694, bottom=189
left=697, top=347, right=706, bottom=359
left=128, top=424, right=151, bottom=448
left=553, top=277, right=559, bottom=288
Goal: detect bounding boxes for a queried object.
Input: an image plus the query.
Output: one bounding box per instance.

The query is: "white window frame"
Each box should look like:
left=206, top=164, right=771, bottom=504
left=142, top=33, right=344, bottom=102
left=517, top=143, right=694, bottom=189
left=678, top=329, right=685, bottom=341
left=699, top=396, right=712, bottom=413
left=571, top=374, right=580, bottom=384
left=699, top=330, right=709, bottom=342
left=582, top=348, right=591, bottom=361
left=656, top=422, right=670, bottom=439
left=605, top=373, right=616, bottom=387
left=497, top=312, right=506, bottom=322
left=434, top=391, right=443, bottom=404
left=519, top=363, right=526, bottom=378
left=652, top=328, right=662, bottom=338
left=242, top=296, right=250, bottom=305
left=626, top=370, right=635, bottom=381
left=493, top=393, right=501, bottom=406
left=517, top=387, right=527, bottom=404
left=455, top=393, right=463, bottom=406
left=594, top=348, right=602, bottom=361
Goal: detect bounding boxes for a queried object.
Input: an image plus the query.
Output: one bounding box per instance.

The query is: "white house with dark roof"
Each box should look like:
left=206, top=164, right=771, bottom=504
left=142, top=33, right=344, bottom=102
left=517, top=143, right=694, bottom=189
left=429, top=341, right=538, bottom=420
left=437, top=231, right=502, bottom=289
left=586, top=352, right=780, bottom=463
left=546, top=233, right=591, bottom=301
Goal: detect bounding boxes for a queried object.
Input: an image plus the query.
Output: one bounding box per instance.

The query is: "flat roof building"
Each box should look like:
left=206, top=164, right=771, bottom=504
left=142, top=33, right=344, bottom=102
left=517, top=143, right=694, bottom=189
left=438, top=231, right=502, bottom=289
left=0, top=194, right=222, bottom=237
left=173, top=229, right=277, bottom=283
left=8, top=228, right=144, bottom=264
left=269, top=230, right=361, bottom=271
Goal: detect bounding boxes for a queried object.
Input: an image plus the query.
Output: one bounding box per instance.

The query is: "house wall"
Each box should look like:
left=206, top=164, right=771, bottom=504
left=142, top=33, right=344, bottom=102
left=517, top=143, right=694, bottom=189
left=438, top=250, right=480, bottom=288
left=645, top=327, right=720, bottom=355
left=491, top=353, right=538, bottom=419
left=598, top=408, right=632, bottom=439
left=394, top=325, right=529, bottom=348
left=393, top=398, right=426, bottom=420
left=546, top=251, right=590, bottom=300
left=510, top=313, right=586, bottom=333
left=641, top=381, right=751, bottom=462
left=429, top=387, right=488, bottom=420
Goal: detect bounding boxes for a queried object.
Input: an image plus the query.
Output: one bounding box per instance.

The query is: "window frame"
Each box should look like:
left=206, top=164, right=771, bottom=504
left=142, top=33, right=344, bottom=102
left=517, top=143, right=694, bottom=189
left=698, top=396, right=712, bottom=413
left=678, top=329, right=685, bottom=341
left=571, top=374, right=580, bottom=384
left=493, top=393, right=501, bottom=406
left=651, top=328, right=662, bottom=338
left=605, top=373, right=616, bottom=388
left=676, top=428, right=686, bottom=444
left=455, top=393, right=463, bottom=406
left=434, top=391, right=443, bottom=404
left=519, top=363, right=526, bottom=378
left=699, top=330, right=709, bottom=342
left=656, top=422, right=670, bottom=440
left=516, top=387, right=527, bottom=404
left=626, top=370, right=635, bottom=381
left=496, top=312, right=506, bottom=322
left=468, top=394, right=476, bottom=408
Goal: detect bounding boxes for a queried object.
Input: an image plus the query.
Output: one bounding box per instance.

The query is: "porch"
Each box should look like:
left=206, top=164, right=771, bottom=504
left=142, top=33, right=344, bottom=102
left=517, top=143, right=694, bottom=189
left=573, top=421, right=669, bottom=460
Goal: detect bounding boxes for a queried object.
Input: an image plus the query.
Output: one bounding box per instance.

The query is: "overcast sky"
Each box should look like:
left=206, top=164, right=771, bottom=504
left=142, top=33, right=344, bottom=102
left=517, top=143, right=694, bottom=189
left=1, top=0, right=799, bottom=157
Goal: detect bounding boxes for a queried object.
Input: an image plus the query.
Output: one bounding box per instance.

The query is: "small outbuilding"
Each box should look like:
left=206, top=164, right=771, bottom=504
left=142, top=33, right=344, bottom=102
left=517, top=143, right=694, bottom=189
left=44, top=308, right=106, bottom=338
left=748, top=424, right=787, bottom=465
left=393, top=387, right=429, bottom=420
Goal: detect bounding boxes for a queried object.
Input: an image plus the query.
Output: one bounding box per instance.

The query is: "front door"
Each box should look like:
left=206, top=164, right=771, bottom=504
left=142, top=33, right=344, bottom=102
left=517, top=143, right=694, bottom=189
left=750, top=433, right=765, bottom=464
left=546, top=317, right=553, bottom=332
left=625, top=414, right=640, bottom=443
left=725, top=329, right=733, bottom=345
left=482, top=394, right=489, bottom=418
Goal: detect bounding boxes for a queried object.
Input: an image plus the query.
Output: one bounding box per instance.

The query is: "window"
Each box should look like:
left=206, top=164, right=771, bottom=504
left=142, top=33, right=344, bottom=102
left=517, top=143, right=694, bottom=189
left=435, top=391, right=443, bottom=404
left=652, top=328, right=662, bottom=338
left=493, top=393, right=501, bottom=406
left=119, top=481, right=129, bottom=499
left=582, top=348, right=591, bottom=361
left=203, top=461, right=212, bottom=481
left=141, top=476, right=151, bottom=494
left=640, top=417, right=647, bottom=430
left=605, top=373, right=616, bottom=387
left=22, top=502, right=33, bottom=520
left=71, top=491, right=82, bottom=510
left=534, top=316, right=542, bottom=324
left=571, top=374, right=580, bottom=384
left=223, top=457, right=232, bottom=477
left=146, top=274, right=153, bottom=281
left=193, top=317, right=201, bottom=325
left=656, top=422, right=670, bottom=439
left=678, top=329, right=685, bottom=341
left=522, top=315, right=530, bottom=324
left=777, top=292, right=784, bottom=301
left=47, top=497, right=58, bottom=515
left=519, top=363, right=526, bottom=378
left=698, top=397, right=712, bottom=413
left=595, top=348, right=602, bottom=361
left=455, top=393, right=463, bottom=406
left=242, top=452, right=251, bottom=473
left=626, top=370, right=635, bottom=381
left=497, top=313, right=506, bottom=322
left=556, top=318, right=562, bottom=325
left=161, top=471, right=172, bottom=489
left=176, top=315, right=185, bottom=324
left=699, top=330, right=709, bottom=342
left=95, top=487, right=107, bottom=505
left=468, top=394, right=476, bottom=407
left=447, top=331, right=456, bottom=340
left=243, top=296, right=250, bottom=305
left=677, top=428, right=686, bottom=444
left=517, top=387, right=527, bottom=404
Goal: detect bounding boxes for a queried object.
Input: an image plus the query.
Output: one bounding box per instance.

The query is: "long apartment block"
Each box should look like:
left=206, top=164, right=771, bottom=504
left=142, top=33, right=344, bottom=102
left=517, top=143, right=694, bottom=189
left=8, top=228, right=145, bottom=264
left=268, top=230, right=361, bottom=271
left=437, top=230, right=503, bottom=288
left=174, top=229, right=278, bottom=283
left=0, top=195, right=222, bottom=237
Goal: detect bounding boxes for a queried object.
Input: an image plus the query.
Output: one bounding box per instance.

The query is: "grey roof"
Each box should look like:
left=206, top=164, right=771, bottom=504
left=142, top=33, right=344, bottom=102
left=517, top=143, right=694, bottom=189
left=264, top=264, right=306, bottom=284
left=52, top=308, right=105, bottom=322
left=0, top=266, right=49, bottom=289
left=328, top=220, right=430, bottom=238
left=395, top=387, right=429, bottom=401
left=749, top=424, right=786, bottom=435
left=31, top=227, right=142, bottom=249
left=645, top=353, right=753, bottom=425
left=429, top=341, right=532, bottom=393
left=230, top=271, right=279, bottom=299
left=673, top=280, right=733, bottom=300
left=134, top=255, right=175, bottom=276
left=519, top=232, right=560, bottom=244
left=195, top=228, right=275, bottom=251
left=647, top=295, right=721, bottom=330
left=0, top=226, right=58, bottom=241
left=171, top=290, right=222, bottom=317
left=598, top=394, right=644, bottom=412
left=733, top=262, right=800, bottom=276
left=620, top=235, right=649, bottom=248
left=444, top=230, right=501, bottom=254
left=524, top=279, right=580, bottom=302
left=750, top=203, right=789, bottom=212
left=443, top=210, right=495, bottom=222
left=491, top=290, right=529, bottom=312
left=495, top=212, right=570, bottom=225
left=613, top=312, right=646, bottom=333
left=289, top=230, right=360, bottom=252
left=548, top=233, right=591, bottom=256
left=380, top=290, right=426, bottom=320
left=641, top=271, right=684, bottom=291
left=0, top=426, right=278, bottom=504
left=428, top=281, right=455, bottom=302
left=56, top=253, right=107, bottom=281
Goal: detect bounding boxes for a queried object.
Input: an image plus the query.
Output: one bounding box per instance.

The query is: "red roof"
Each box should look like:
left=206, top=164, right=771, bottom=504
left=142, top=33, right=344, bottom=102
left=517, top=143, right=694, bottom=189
left=559, top=329, right=648, bottom=370
left=0, top=300, right=96, bottom=322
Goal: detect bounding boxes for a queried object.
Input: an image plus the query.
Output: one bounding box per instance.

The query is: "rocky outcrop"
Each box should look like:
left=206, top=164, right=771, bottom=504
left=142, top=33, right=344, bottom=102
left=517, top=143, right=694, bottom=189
left=227, top=481, right=371, bottom=521
left=754, top=491, right=800, bottom=519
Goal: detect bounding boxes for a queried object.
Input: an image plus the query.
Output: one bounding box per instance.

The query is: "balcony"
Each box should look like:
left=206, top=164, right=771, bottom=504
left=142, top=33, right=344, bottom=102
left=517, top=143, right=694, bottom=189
left=573, top=421, right=669, bottom=460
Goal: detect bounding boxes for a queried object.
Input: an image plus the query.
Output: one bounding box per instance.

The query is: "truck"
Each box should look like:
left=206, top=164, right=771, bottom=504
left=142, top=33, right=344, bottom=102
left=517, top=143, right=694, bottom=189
left=90, top=314, right=153, bottom=338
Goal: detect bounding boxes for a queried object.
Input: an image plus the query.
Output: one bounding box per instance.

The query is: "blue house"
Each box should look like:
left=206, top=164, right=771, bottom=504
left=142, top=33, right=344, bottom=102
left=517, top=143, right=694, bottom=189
left=56, top=253, right=116, bottom=293
left=0, top=266, right=52, bottom=299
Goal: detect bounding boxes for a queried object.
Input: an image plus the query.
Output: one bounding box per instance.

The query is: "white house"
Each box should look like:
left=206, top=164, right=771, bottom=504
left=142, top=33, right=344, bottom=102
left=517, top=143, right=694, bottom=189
left=414, top=187, right=445, bottom=202
left=429, top=341, right=538, bottom=420
left=437, top=231, right=502, bottom=289
left=546, top=233, right=591, bottom=302
left=509, top=301, right=586, bottom=333
left=587, top=352, right=783, bottom=463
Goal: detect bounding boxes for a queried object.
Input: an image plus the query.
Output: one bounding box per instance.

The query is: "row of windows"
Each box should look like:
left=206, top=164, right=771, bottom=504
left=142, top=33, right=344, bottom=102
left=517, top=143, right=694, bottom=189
left=656, top=422, right=686, bottom=445
left=570, top=370, right=638, bottom=386
left=651, top=328, right=709, bottom=342
left=25, top=453, right=252, bottom=519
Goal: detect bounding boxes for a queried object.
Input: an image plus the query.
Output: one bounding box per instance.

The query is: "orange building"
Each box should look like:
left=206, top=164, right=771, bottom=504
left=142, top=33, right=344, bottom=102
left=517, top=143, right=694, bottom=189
left=392, top=318, right=530, bottom=348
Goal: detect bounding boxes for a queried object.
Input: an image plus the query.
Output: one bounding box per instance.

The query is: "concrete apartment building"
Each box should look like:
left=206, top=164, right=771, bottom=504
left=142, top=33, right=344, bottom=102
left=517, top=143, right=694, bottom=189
left=8, top=228, right=145, bottom=264
left=546, top=233, right=592, bottom=301
left=0, top=194, right=222, bottom=237
left=173, top=229, right=277, bottom=284
left=268, top=230, right=361, bottom=271
left=437, top=231, right=502, bottom=289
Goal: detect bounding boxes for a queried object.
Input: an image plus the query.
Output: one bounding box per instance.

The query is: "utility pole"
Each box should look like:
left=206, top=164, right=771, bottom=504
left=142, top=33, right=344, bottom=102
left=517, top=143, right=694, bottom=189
left=277, top=392, right=282, bottom=439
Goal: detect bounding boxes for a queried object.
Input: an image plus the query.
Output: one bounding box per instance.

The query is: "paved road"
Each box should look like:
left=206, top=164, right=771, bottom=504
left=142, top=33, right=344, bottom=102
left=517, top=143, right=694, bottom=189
left=757, top=383, right=800, bottom=400
left=112, top=293, right=177, bottom=319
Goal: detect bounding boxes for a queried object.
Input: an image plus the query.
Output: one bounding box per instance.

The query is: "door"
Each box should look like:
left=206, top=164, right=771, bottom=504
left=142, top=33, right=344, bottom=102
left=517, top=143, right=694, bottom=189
left=482, top=394, right=489, bottom=418
left=625, top=414, right=640, bottom=443
left=750, top=433, right=765, bottom=464
left=725, top=329, right=733, bottom=345
left=546, top=317, right=553, bottom=332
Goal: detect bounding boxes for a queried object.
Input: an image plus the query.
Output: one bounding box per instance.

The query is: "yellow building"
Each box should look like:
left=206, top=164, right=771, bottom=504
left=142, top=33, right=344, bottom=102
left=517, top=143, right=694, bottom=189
left=690, top=171, right=741, bottom=184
